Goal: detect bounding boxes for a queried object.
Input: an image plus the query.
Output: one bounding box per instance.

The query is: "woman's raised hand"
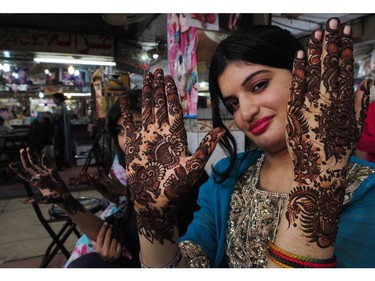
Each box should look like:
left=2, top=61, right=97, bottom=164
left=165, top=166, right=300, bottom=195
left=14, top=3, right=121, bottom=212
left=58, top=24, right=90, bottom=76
left=120, top=68, right=224, bottom=243
left=285, top=18, right=372, bottom=248
left=9, top=147, right=84, bottom=214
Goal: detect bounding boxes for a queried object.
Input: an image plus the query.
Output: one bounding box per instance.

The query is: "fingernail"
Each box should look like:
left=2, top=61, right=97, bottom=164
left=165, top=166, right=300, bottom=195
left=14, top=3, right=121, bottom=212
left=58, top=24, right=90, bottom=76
left=328, top=18, right=339, bottom=30
left=296, top=50, right=304, bottom=59
left=314, top=30, right=322, bottom=41
left=343, top=25, right=351, bottom=35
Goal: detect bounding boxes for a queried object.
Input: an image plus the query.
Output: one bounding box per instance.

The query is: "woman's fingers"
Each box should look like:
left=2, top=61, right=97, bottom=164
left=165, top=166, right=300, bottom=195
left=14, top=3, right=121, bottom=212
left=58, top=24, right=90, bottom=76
left=96, top=222, right=107, bottom=249
left=119, top=94, right=138, bottom=135
left=19, top=148, right=34, bottom=174
left=25, top=148, right=43, bottom=173
left=290, top=50, right=307, bottom=110
left=338, top=24, right=354, bottom=96
left=96, top=222, right=121, bottom=261
left=114, top=242, right=122, bottom=259
left=153, top=68, right=169, bottom=127
left=40, top=155, right=49, bottom=170
left=102, top=224, right=113, bottom=257
left=164, top=74, right=188, bottom=150
left=108, top=233, right=121, bottom=260
left=8, top=162, right=30, bottom=182
left=141, top=71, right=155, bottom=129
left=305, top=29, right=322, bottom=105
left=355, top=79, right=372, bottom=128
left=189, top=127, right=225, bottom=176
left=321, top=17, right=340, bottom=100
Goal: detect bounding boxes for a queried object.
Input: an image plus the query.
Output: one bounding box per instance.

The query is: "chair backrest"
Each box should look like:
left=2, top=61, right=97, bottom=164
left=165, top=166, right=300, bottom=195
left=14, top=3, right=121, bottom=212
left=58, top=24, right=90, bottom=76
left=22, top=181, right=68, bottom=223
left=21, top=180, right=81, bottom=267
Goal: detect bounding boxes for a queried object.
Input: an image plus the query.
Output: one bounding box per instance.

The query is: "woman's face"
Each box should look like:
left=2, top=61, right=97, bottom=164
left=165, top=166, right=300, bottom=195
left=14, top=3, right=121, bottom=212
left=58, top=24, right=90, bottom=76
left=179, top=14, right=190, bottom=33
left=116, top=112, right=142, bottom=153
left=218, top=61, right=292, bottom=153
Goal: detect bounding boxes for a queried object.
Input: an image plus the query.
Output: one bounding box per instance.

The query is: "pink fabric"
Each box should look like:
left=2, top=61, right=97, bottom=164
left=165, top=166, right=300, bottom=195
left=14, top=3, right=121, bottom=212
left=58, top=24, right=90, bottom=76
left=357, top=102, right=375, bottom=163
left=65, top=154, right=128, bottom=267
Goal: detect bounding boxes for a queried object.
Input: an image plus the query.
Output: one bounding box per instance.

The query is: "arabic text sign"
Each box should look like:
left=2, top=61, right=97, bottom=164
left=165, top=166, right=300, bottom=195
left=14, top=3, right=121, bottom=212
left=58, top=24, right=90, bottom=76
left=0, top=27, right=114, bottom=56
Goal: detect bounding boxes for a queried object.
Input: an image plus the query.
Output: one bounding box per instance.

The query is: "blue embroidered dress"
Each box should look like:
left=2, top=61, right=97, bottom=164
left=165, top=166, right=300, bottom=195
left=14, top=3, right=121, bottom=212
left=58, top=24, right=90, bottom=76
left=180, top=150, right=375, bottom=268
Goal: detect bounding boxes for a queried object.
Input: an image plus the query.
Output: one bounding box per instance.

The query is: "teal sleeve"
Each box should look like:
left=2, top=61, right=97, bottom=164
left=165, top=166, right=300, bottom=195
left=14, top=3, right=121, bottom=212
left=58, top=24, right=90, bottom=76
left=335, top=165, right=375, bottom=267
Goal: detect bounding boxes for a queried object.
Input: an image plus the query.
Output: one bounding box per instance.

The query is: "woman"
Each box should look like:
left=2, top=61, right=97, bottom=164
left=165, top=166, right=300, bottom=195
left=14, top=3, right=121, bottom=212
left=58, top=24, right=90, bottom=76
left=9, top=90, right=204, bottom=267
left=65, top=90, right=143, bottom=267
left=119, top=17, right=375, bottom=268
left=9, top=92, right=143, bottom=267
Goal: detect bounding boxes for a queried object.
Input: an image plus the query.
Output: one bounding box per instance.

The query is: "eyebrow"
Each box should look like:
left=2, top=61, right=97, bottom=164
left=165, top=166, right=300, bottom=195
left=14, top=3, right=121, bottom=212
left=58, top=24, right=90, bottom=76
left=241, top=69, right=271, bottom=87
left=222, top=69, right=272, bottom=100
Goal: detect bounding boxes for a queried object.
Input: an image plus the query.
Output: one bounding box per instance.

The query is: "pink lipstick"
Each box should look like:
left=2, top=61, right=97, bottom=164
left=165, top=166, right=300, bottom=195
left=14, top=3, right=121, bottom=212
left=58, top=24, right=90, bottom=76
left=248, top=116, right=273, bottom=135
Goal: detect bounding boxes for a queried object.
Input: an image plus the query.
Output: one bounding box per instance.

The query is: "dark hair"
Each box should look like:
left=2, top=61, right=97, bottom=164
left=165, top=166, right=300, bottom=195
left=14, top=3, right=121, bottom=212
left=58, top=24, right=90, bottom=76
left=52, top=92, right=66, bottom=102
left=105, top=89, right=142, bottom=265
left=209, top=25, right=305, bottom=182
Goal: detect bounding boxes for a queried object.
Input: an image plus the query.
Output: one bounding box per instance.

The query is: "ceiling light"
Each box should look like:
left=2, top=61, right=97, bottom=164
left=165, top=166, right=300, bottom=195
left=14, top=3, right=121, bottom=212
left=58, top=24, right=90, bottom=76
left=68, top=65, right=75, bottom=75
left=63, top=92, right=91, bottom=97
left=2, top=63, right=10, bottom=72
left=34, top=57, right=116, bottom=66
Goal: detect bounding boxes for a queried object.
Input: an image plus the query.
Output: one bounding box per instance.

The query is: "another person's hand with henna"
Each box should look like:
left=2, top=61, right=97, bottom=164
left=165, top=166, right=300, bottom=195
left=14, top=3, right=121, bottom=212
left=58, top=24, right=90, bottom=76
left=9, top=147, right=84, bottom=215
left=84, top=167, right=128, bottom=205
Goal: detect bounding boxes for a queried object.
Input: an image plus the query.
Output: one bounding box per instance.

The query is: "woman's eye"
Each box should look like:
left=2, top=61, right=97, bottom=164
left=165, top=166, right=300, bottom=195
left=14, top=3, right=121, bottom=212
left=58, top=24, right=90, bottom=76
left=116, top=127, right=125, bottom=136
left=225, top=98, right=239, bottom=113
left=252, top=80, right=268, bottom=93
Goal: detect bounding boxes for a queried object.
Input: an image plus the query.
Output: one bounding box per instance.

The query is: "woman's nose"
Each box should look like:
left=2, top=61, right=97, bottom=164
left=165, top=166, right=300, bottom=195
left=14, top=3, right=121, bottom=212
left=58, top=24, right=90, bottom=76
left=238, top=96, right=258, bottom=122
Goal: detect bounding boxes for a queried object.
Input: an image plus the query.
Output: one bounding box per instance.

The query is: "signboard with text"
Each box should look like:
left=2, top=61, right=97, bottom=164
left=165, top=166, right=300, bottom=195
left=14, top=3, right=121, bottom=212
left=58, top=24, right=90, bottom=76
left=0, top=27, right=114, bottom=56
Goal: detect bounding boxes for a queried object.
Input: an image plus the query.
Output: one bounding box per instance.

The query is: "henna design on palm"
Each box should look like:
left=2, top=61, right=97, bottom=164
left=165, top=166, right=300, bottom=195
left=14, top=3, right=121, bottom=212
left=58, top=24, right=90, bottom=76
left=120, top=68, right=224, bottom=244
left=9, top=148, right=84, bottom=215
left=285, top=18, right=371, bottom=248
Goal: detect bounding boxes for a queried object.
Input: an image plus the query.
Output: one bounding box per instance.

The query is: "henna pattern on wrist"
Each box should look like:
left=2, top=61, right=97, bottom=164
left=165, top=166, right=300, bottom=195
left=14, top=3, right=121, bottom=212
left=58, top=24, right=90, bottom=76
left=136, top=205, right=177, bottom=244
left=286, top=171, right=346, bottom=248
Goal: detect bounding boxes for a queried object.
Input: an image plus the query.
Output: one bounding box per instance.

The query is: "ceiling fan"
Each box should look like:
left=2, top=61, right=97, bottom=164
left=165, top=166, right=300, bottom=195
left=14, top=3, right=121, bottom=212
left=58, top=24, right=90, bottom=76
left=102, top=14, right=155, bottom=30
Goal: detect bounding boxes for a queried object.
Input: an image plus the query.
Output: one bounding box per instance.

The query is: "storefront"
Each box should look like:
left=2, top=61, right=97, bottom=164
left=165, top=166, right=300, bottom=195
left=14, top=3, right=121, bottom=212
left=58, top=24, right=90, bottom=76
left=1, top=13, right=375, bottom=172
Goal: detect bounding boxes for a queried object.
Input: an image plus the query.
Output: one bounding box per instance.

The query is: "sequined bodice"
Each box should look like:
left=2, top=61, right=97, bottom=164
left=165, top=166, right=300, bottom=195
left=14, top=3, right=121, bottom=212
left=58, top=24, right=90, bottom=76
left=225, top=155, right=375, bottom=268
left=226, top=154, right=287, bottom=267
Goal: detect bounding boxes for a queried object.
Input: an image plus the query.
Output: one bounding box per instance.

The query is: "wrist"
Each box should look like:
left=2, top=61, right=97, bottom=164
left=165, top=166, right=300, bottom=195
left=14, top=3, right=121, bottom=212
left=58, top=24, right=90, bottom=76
left=136, top=205, right=178, bottom=244
left=60, top=194, right=85, bottom=215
